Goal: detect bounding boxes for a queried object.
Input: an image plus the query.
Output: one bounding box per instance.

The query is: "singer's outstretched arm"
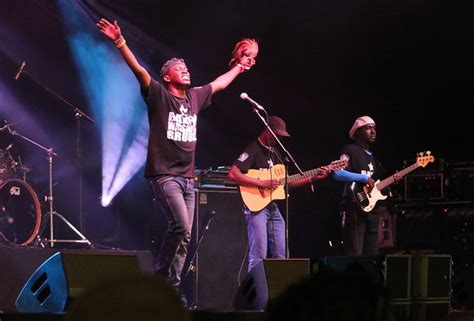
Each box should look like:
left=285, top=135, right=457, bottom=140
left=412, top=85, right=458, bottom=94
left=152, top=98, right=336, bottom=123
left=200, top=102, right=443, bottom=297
left=96, top=18, right=151, bottom=91
left=209, top=65, right=246, bottom=94
left=209, top=46, right=257, bottom=94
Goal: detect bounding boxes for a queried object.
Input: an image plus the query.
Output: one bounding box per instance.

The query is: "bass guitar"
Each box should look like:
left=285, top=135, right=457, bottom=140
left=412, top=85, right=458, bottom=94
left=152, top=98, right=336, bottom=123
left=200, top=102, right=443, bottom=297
left=351, top=151, right=434, bottom=213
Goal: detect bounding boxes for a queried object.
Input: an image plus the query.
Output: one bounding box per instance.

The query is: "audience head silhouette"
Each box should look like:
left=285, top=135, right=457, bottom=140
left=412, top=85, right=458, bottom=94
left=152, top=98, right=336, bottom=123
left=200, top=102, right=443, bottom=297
left=266, top=270, right=392, bottom=321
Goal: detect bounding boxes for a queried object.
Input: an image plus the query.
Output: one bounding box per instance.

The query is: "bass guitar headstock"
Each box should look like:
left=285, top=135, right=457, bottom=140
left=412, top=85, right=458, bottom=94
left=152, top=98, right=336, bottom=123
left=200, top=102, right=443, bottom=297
left=416, top=151, right=435, bottom=168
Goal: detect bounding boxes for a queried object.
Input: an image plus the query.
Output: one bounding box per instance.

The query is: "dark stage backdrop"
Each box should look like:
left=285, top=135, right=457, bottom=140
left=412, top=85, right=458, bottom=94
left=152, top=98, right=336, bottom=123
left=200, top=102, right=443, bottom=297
left=0, top=0, right=471, bottom=258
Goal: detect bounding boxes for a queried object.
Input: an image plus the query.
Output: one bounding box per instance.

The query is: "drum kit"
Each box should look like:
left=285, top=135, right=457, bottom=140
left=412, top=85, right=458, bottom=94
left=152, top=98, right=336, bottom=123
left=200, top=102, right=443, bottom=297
left=0, top=121, right=92, bottom=248
left=0, top=60, right=96, bottom=248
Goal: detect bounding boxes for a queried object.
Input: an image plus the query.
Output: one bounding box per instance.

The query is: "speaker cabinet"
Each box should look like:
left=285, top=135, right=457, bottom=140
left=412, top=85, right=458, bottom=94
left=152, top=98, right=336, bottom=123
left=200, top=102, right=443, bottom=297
left=411, top=255, right=452, bottom=300
left=183, top=188, right=248, bottom=310
left=316, top=255, right=383, bottom=276
left=391, top=300, right=450, bottom=321
left=233, top=258, right=310, bottom=310
left=385, top=254, right=412, bottom=301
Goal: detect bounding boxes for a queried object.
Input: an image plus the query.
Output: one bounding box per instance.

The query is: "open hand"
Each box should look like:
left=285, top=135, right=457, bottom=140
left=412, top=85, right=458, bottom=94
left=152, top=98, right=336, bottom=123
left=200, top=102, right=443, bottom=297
left=96, top=18, right=122, bottom=41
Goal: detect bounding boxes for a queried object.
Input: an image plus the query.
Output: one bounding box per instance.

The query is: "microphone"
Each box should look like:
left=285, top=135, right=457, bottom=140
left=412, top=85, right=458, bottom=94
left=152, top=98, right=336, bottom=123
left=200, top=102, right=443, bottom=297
left=14, top=61, right=26, bottom=80
left=240, top=92, right=265, bottom=111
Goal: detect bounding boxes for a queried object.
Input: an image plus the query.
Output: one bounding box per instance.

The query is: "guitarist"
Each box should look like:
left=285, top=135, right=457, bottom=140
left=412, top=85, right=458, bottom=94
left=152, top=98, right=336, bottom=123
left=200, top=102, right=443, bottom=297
left=227, top=116, right=329, bottom=272
left=332, top=116, right=387, bottom=256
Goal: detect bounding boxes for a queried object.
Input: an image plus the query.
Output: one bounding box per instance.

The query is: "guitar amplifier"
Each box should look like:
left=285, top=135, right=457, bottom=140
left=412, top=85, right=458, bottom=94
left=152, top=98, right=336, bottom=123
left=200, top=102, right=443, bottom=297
left=196, top=166, right=237, bottom=188
left=404, top=173, right=444, bottom=201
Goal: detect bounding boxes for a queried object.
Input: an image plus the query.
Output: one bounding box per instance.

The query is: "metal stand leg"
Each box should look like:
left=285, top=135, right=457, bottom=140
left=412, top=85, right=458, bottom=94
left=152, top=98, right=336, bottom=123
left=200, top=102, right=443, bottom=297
left=30, top=148, right=93, bottom=248
left=184, top=209, right=216, bottom=309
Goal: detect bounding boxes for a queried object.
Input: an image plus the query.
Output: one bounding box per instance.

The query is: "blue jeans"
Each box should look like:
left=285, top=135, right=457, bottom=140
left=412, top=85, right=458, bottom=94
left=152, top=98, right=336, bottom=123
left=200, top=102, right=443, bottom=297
left=245, top=202, right=286, bottom=272
left=149, top=175, right=195, bottom=288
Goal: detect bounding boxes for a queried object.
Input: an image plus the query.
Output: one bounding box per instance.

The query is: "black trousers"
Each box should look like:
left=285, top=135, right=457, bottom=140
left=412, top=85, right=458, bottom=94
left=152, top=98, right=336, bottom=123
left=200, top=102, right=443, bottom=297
left=341, top=203, right=380, bottom=256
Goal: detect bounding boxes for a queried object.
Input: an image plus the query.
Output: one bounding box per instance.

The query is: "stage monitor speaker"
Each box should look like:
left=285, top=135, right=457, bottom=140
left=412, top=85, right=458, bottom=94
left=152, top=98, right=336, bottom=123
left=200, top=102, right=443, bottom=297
left=15, top=252, right=68, bottom=313
left=61, top=251, right=149, bottom=300
left=233, top=258, right=310, bottom=311
left=1, top=247, right=153, bottom=313
left=183, top=188, right=248, bottom=310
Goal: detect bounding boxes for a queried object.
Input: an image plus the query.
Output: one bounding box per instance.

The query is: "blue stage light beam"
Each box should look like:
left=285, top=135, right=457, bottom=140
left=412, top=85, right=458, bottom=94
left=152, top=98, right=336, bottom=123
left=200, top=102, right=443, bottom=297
left=58, top=2, right=148, bottom=207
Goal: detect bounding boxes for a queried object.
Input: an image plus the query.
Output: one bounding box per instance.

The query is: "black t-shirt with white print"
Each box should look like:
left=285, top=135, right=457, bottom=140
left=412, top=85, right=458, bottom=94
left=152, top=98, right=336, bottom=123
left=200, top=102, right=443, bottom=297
left=233, top=140, right=283, bottom=173
left=340, top=143, right=385, bottom=205
left=142, top=79, right=212, bottom=178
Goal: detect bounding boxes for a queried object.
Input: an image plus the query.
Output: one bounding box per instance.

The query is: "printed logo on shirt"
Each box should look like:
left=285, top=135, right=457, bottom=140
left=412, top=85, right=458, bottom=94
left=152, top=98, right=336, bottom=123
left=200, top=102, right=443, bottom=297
left=237, top=152, right=249, bottom=162
left=361, top=162, right=374, bottom=177
left=167, top=112, right=197, bottom=142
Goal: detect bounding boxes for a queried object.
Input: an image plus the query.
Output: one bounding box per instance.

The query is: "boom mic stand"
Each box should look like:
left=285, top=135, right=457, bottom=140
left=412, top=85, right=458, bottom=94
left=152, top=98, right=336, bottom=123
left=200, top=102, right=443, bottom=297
left=239, top=93, right=304, bottom=258
left=14, top=60, right=95, bottom=243
left=5, top=123, right=91, bottom=247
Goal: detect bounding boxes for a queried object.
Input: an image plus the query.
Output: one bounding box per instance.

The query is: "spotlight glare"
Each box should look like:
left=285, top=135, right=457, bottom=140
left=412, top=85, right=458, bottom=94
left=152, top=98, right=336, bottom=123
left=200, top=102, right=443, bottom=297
left=100, top=196, right=112, bottom=207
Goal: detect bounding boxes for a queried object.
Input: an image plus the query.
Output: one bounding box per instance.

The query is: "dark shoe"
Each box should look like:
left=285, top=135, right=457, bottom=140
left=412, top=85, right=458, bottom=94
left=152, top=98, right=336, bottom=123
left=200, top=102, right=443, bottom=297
left=180, top=294, right=188, bottom=307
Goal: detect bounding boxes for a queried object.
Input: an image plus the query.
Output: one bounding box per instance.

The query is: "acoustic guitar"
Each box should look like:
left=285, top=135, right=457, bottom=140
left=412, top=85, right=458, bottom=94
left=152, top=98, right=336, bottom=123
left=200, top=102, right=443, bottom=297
left=240, top=157, right=348, bottom=211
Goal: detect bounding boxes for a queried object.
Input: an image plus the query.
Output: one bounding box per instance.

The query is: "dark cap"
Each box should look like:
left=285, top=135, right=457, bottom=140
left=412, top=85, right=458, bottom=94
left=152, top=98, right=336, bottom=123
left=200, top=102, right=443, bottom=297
left=160, top=57, right=186, bottom=78
left=268, top=115, right=290, bottom=137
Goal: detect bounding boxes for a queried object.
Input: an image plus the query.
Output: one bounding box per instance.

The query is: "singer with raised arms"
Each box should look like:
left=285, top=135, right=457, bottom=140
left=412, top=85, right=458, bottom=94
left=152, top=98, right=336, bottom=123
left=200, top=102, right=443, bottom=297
left=96, top=18, right=258, bottom=300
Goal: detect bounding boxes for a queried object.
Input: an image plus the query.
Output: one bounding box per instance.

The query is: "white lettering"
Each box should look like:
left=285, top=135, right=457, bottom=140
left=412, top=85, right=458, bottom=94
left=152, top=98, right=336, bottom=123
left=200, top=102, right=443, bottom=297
left=167, top=112, right=198, bottom=142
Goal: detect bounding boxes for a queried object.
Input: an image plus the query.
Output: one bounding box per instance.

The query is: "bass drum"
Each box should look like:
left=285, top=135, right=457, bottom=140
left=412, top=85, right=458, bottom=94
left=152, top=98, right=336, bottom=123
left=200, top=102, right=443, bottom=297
left=0, top=179, right=41, bottom=246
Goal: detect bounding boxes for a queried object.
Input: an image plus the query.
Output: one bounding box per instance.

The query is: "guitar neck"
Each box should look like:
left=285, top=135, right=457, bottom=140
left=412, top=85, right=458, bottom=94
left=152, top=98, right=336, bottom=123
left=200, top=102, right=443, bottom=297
left=286, top=168, right=320, bottom=183
left=377, top=162, right=419, bottom=190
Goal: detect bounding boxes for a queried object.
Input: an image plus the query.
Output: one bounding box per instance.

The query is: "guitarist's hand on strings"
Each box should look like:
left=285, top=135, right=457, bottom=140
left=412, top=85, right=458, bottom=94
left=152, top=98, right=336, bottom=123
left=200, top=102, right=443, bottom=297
left=259, top=179, right=280, bottom=190
left=315, top=166, right=331, bottom=180
left=366, top=177, right=375, bottom=189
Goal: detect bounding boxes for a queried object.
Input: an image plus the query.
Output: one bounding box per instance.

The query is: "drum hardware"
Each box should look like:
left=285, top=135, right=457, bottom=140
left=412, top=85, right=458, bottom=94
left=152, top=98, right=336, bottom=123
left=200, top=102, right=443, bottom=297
left=4, top=121, right=92, bottom=247
left=13, top=60, right=95, bottom=235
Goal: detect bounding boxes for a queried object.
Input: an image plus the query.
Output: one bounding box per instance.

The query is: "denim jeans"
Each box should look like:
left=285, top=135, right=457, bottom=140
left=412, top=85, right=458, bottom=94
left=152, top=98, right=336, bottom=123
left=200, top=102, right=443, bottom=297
left=245, top=202, right=286, bottom=272
left=149, top=175, right=195, bottom=288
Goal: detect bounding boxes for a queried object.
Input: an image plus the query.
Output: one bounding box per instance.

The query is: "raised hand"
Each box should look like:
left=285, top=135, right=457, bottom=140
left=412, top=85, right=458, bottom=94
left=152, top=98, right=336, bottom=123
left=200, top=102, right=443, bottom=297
left=239, top=55, right=256, bottom=71
left=96, top=18, right=122, bottom=41
left=229, top=38, right=259, bottom=71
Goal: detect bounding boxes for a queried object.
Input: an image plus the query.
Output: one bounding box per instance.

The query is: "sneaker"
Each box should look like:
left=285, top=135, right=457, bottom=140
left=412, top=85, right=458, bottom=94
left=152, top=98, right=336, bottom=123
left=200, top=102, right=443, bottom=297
left=180, top=294, right=188, bottom=307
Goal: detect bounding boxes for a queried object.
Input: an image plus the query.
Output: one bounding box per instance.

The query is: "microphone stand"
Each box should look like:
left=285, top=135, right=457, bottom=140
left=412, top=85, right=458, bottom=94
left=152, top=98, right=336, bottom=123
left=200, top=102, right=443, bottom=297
left=249, top=105, right=303, bottom=259
left=6, top=125, right=91, bottom=247
left=16, top=63, right=95, bottom=238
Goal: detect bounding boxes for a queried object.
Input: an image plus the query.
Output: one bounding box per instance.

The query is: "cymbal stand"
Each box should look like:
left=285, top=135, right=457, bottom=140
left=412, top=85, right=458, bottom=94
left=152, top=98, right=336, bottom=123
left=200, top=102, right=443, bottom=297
left=14, top=61, right=95, bottom=239
left=7, top=125, right=91, bottom=247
